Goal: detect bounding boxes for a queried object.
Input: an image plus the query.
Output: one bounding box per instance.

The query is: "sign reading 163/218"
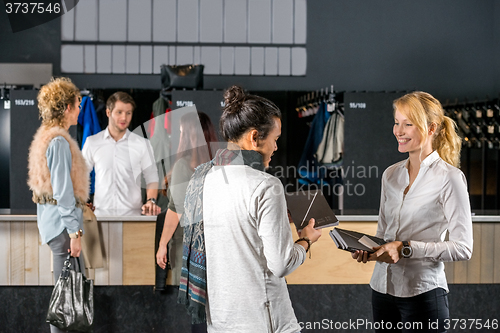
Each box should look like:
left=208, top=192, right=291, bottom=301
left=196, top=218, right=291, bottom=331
left=5, top=2, right=60, bottom=14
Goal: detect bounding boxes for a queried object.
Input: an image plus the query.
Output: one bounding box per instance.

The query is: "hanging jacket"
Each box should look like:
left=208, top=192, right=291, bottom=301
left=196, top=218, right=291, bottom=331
left=297, top=101, right=331, bottom=184
left=78, top=95, right=101, bottom=195
left=315, top=110, right=344, bottom=168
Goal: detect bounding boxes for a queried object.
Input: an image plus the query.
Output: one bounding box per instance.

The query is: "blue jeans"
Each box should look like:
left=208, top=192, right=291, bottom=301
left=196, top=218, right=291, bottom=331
left=372, top=288, right=449, bottom=332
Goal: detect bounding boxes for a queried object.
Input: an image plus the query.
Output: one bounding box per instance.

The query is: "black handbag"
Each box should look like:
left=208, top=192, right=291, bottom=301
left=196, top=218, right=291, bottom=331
left=160, top=64, right=204, bottom=90
left=46, top=254, right=94, bottom=332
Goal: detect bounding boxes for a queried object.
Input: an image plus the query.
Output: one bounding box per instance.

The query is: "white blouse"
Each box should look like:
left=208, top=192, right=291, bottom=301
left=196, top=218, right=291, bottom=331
left=370, top=151, right=473, bottom=297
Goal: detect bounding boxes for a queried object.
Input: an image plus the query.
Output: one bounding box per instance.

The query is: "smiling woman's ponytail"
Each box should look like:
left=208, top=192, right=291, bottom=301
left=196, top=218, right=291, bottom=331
left=393, top=91, right=462, bottom=167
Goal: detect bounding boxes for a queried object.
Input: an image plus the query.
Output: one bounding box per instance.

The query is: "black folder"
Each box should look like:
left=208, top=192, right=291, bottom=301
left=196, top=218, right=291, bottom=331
left=285, top=189, right=339, bottom=231
left=329, top=227, right=386, bottom=253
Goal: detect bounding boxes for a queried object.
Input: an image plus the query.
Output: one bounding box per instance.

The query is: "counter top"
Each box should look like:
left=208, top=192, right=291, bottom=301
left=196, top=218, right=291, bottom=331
left=0, top=212, right=498, bottom=222
left=336, top=215, right=500, bottom=222
left=0, top=209, right=157, bottom=221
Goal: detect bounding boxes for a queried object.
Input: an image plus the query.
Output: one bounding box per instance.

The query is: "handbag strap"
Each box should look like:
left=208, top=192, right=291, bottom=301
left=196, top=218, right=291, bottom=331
left=72, top=255, right=83, bottom=273
left=60, top=253, right=84, bottom=279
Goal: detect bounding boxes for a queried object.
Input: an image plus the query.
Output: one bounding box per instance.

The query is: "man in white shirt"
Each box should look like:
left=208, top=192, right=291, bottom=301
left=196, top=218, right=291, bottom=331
left=82, top=92, right=161, bottom=216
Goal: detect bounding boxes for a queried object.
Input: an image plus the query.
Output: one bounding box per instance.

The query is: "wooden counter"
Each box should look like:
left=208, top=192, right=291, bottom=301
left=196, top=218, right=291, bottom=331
left=1, top=214, right=499, bottom=285
left=286, top=218, right=500, bottom=284
left=0, top=214, right=157, bottom=286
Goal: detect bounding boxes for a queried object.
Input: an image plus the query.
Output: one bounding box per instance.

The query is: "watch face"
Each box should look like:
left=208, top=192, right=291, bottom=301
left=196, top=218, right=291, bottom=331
left=403, top=247, right=411, bottom=256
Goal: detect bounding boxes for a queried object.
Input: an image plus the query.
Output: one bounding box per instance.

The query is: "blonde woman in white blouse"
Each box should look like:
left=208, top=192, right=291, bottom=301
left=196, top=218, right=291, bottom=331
left=353, top=91, right=473, bottom=333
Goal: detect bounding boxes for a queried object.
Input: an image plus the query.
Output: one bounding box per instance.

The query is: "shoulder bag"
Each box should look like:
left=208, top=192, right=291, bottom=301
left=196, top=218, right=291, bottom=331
left=46, top=254, right=94, bottom=332
left=160, top=64, right=204, bottom=90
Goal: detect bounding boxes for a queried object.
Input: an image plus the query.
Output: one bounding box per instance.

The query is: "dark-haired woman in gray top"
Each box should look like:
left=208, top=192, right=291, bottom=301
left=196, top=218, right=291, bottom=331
left=180, top=86, right=322, bottom=333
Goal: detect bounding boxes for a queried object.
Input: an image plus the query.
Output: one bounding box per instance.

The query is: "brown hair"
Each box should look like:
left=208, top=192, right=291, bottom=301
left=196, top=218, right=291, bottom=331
left=162, top=112, right=218, bottom=193
left=393, top=91, right=462, bottom=167
left=177, top=112, right=218, bottom=169
left=106, top=91, right=136, bottom=112
left=37, top=77, right=80, bottom=128
left=220, top=85, right=281, bottom=141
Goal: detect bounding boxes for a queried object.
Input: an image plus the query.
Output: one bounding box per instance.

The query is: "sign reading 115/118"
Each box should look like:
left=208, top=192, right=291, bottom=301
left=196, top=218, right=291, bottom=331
left=349, top=102, right=367, bottom=109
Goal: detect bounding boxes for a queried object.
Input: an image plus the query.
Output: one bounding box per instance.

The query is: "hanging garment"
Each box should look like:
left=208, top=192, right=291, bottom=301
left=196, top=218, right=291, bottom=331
left=94, top=102, right=107, bottom=131
left=150, top=95, right=172, bottom=135
left=315, top=110, right=344, bottom=168
left=78, top=96, right=102, bottom=148
left=149, top=95, right=173, bottom=210
left=297, top=101, right=331, bottom=184
left=78, top=96, right=102, bottom=195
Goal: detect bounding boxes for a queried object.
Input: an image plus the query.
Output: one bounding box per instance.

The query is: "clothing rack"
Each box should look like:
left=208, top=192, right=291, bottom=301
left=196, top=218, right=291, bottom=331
left=80, top=89, right=93, bottom=100
left=295, top=85, right=344, bottom=118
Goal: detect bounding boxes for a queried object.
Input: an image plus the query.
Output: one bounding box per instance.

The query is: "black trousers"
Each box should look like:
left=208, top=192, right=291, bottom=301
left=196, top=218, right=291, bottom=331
left=154, top=210, right=169, bottom=291
left=372, top=288, right=449, bottom=333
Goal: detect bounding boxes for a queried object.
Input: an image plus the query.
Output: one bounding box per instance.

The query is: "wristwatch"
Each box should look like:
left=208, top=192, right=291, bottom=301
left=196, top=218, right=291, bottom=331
left=69, top=229, right=83, bottom=239
left=147, top=198, right=157, bottom=205
left=401, top=240, right=413, bottom=258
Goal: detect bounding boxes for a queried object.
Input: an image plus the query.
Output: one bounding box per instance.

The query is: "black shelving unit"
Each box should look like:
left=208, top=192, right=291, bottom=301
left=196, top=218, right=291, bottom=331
left=444, top=98, right=500, bottom=211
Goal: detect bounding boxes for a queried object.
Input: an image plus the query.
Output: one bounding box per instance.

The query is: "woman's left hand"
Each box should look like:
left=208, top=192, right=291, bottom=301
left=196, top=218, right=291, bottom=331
left=369, top=241, right=403, bottom=263
left=70, top=237, right=82, bottom=257
left=156, top=244, right=168, bottom=270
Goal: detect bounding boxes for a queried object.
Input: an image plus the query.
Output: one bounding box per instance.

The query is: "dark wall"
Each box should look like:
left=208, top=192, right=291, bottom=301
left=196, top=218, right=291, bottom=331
left=0, top=100, right=10, bottom=208
left=343, top=92, right=405, bottom=213
left=1, top=1, right=499, bottom=100
left=0, top=9, right=60, bottom=69
left=9, top=90, right=41, bottom=211
left=305, top=0, right=497, bottom=101
left=496, top=1, right=500, bottom=94
left=208, top=0, right=498, bottom=100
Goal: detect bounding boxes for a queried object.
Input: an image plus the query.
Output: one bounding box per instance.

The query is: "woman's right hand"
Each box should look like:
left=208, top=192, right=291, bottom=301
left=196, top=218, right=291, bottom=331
left=156, top=244, right=168, bottom=270
left=70, top=237, right=82, bottom=257
left=351, top=250, right=369, bottom=263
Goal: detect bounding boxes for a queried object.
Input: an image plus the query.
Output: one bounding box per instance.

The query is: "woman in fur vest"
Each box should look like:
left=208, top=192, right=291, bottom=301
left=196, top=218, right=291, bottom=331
left=27, top=77, right=89, bottom=333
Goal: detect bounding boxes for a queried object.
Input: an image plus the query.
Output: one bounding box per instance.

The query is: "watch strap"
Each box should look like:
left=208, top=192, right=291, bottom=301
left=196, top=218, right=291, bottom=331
left=401, top=240, right=412, bottom=258
left=69, top=229, right=83, bottom=239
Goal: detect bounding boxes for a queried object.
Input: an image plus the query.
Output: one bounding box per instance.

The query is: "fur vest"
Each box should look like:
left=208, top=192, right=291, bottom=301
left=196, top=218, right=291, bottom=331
left=27, top=125, right=89, bottom=207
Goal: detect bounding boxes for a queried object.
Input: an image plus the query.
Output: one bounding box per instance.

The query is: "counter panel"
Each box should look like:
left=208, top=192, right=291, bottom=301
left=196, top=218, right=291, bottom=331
left=286, top=222, right=378, bottom=284
left=1, top=217, right=499, bottom=285
left=122, top=222, right=155, bottom=285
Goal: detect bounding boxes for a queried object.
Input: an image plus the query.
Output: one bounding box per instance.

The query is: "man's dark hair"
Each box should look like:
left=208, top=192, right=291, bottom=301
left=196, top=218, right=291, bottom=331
left=106, top=91, right=136, bottom=112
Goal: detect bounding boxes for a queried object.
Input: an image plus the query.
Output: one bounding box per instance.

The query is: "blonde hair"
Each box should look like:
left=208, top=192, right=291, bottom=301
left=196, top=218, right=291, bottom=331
left=393, top=91, right=462, bottom=167
left=37, top=77, right=80, bottom=128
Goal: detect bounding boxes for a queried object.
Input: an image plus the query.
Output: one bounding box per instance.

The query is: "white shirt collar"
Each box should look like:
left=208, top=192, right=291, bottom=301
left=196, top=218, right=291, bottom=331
left=402, top=150, right=440, bottom=169
left=103, top=127, right=130, bottom=141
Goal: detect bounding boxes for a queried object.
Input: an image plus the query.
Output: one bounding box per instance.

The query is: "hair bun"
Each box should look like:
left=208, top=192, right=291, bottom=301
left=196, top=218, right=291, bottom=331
left=223, top=85, right=246, bottom=114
